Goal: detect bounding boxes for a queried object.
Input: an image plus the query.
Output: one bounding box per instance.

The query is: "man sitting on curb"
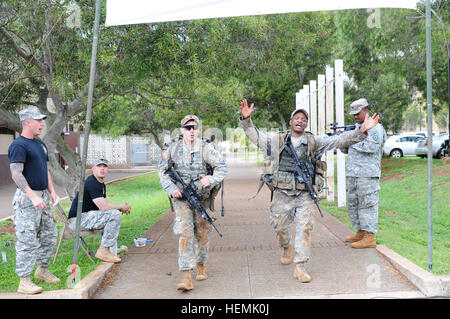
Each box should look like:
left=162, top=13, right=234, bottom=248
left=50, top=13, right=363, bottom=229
left=68, top=158, right=131, bottom=263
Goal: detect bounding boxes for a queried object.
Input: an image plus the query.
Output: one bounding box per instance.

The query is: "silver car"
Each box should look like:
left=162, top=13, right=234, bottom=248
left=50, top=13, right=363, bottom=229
left=383, top=134, right=425, bottom=158
left=416, top=133, right=449, bottom=159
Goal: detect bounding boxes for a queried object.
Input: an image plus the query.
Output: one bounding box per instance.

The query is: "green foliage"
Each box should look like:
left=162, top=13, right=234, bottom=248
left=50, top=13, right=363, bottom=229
left=0, top=171, right=170, bottom=293
left=322, top=157, right=450, bottom=275
left=333, top=3, right=449, bottom=132
left=1, top=2, right=448, bottom=144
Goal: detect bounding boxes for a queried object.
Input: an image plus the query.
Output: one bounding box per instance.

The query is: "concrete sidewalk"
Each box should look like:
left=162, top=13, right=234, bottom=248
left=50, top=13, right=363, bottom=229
left=93, top=158, right=425, bottom=299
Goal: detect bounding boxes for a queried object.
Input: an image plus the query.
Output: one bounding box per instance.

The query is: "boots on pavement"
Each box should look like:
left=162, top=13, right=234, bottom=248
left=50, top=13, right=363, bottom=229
left=280, top=244, right=294, bottom=265
left=95, top=245, right=121, bottom=263
left=293, top=262, right=312, bottom=283
left=35, top=266, right=61, bottom=283
left=177, top=270, right=194, bottom=291
left=196, top=263, right=207, bottom=281
left=345, top=230, right=366, bottom=243
left=351, top=232, right=377, bottom=248
left=18, top=276, right=43, bottom=295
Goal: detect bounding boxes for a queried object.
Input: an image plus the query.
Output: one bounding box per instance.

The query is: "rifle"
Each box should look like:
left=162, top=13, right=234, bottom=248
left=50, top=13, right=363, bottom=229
left=327, top=122, right=356, bottom=136
left=165, top=160, right=223, bottom=237
left=283, top=135, right=324, bottom=218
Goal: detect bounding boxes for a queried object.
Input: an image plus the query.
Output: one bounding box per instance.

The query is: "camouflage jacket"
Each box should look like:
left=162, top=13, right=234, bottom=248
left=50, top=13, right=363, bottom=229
left=341, top=123, right=386, bottom=178
left=239, top=116, right=368, bottom=196
left=158, top=137, right=227, bottom=198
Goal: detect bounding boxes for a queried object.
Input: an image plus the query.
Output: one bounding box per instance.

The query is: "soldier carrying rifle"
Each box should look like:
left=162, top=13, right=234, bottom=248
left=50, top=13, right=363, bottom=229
left=239, top=99, right=379, bottom=283
left=158, top=115, right=227, bottom=291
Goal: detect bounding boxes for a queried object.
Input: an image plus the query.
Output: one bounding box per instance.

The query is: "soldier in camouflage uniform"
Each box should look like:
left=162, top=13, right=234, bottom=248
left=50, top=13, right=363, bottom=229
left=68, top=158, right=131, bottom=263
left=239, top=99, right=380, bottom=282
left=340, top=99, right=386, bottom=248
left=158, top=115, right=227, bottom=291
left=8, top=107, right=61, bottom=295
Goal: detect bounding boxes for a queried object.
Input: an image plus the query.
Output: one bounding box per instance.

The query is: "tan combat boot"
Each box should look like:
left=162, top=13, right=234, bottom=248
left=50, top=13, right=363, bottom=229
left=95, top=245, right=121, bottom=263
left=345, top=230, right=366, bottom=243
left=35, top=267, right=61, bottom=283
left=351, top=232, right=377, bottom=249
left=17, top=276, right=43, bottom=295
left=196, top=263, right=207, bottom=281
left=293, top=262, right=312, bottom=283
left=280, top=244, right=294, bottom=265
left=177, top=270, right=194, bottom=291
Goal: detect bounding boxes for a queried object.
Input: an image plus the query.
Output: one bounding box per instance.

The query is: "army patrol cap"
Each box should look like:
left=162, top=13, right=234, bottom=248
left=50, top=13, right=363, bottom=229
left=290, top=108, right=309, bottom=120
left=93, top=158, right=108, bottom=167
left=180, top=115, right=199, bottom=127
left=349, top=98, right=369, bottom=115
left=18, top=106, right=47, bottom=121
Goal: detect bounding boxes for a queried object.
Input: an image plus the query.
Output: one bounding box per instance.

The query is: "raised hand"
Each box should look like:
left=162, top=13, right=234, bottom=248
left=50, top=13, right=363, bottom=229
left=360, top=113, right=380, bottom=133
left=240, top=99, right=254, bottom=120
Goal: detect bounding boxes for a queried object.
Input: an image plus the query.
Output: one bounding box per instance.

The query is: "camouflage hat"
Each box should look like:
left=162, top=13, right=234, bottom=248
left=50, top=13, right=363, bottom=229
left=290, top=108, right=309, bottom=120
left=349, top=98, right=369, bottom=115
left=180, top=115, right=199, bottom=127
left=18, top=106, right=47, bottom=121
left=93, top=158, right=108, bottom=167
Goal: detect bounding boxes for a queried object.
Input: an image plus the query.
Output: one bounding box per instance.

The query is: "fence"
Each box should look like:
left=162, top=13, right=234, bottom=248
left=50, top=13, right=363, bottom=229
left=296, top=59, right=347, bottom=207
left=79, top=134, right=160, bottom=168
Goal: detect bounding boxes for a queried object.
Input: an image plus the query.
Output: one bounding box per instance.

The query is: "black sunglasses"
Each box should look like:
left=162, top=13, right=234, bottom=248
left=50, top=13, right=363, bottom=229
left=182, top=124, right=198, bottom=131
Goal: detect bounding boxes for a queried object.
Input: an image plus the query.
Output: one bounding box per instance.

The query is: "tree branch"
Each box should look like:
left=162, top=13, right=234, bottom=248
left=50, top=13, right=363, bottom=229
left=0, top=25, right=49, bottom=76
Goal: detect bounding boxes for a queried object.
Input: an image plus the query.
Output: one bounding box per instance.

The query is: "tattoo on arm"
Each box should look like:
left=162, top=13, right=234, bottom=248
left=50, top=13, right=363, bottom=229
left=10, top=163, right=30, bottom=192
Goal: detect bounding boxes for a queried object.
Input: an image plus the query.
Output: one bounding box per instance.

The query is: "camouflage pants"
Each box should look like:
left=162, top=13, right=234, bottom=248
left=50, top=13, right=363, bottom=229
left=346, top=177, right=380, bottom=234
left=69, top=209, right=122, bottom=248
left=13, top=189, right=57, bottom=277
left=269, top=189, right=315, bottom=264
left=172, top=198, right=212, bottom=271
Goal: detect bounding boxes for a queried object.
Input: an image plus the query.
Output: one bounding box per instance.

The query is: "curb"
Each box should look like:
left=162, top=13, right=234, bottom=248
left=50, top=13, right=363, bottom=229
left=376, top=245, right=450, bottom=297
left=0, top=262, right=114, bottom=299
left=321, top=209, right=449, bottom=298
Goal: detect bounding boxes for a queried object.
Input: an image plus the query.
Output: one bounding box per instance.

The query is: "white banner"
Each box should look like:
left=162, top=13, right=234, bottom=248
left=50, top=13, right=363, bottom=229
left=105, top=0, right=418, bottom=26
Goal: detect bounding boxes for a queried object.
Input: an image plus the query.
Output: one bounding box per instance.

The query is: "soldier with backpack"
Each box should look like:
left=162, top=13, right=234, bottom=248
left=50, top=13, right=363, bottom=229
left=158, top=115, right=227, bottom=291
left=239, top=99, right=379, bottom=283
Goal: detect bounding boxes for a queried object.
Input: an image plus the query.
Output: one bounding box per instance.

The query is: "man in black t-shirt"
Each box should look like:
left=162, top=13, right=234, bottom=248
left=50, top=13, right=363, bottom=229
left=68, top=158, right=131, bottom=263
left=8, top=106, right=61, bottom=295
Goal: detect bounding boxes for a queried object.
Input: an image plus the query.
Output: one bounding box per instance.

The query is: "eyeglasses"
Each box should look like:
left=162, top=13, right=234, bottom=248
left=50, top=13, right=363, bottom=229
left=182, top=124, right=198, bottom=131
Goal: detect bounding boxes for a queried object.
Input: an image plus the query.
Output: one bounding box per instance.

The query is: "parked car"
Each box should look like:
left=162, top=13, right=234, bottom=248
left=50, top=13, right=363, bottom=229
left=415, top=133, right=450, bottom=159
left=412, top=131, right=436, bottom=138
left=383, top=134, right=425, bottom=158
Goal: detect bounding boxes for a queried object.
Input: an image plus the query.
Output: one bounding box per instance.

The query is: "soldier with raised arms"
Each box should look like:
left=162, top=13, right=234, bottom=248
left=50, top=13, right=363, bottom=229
left=239, top=99, right=380, bottom=283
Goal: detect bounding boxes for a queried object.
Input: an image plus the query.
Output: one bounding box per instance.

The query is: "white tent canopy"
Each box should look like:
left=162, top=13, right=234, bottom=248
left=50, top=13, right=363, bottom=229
left=105, top=0, right=418, bottom=26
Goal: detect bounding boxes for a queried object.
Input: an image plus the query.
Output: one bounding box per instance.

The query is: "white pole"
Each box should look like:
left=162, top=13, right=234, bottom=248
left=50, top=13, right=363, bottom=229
left=299, top=89, right=304, bottom=108
left=304, top=84, right=310, bottom=127
left=325, top=66, right=335, bottom=202
left=296, top=91, right=301, bottom=110
left=318, top=74, right=326, bottom=136
left=335, top=59, right=346, bottom=207
left=310, top=80, right=317, bottom=135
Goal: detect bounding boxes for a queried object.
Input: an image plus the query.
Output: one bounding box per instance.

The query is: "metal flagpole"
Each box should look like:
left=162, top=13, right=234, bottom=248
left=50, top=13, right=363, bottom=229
left=71, top=0, right=102, bottom=284
left=425, top=0, right=433, bottom=273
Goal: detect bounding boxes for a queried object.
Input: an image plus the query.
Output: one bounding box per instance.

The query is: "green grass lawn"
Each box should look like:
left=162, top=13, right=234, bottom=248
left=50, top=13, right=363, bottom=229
left=321, top=157, right=450, bottom=275
left=0, top=171, right=170, bottom=293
